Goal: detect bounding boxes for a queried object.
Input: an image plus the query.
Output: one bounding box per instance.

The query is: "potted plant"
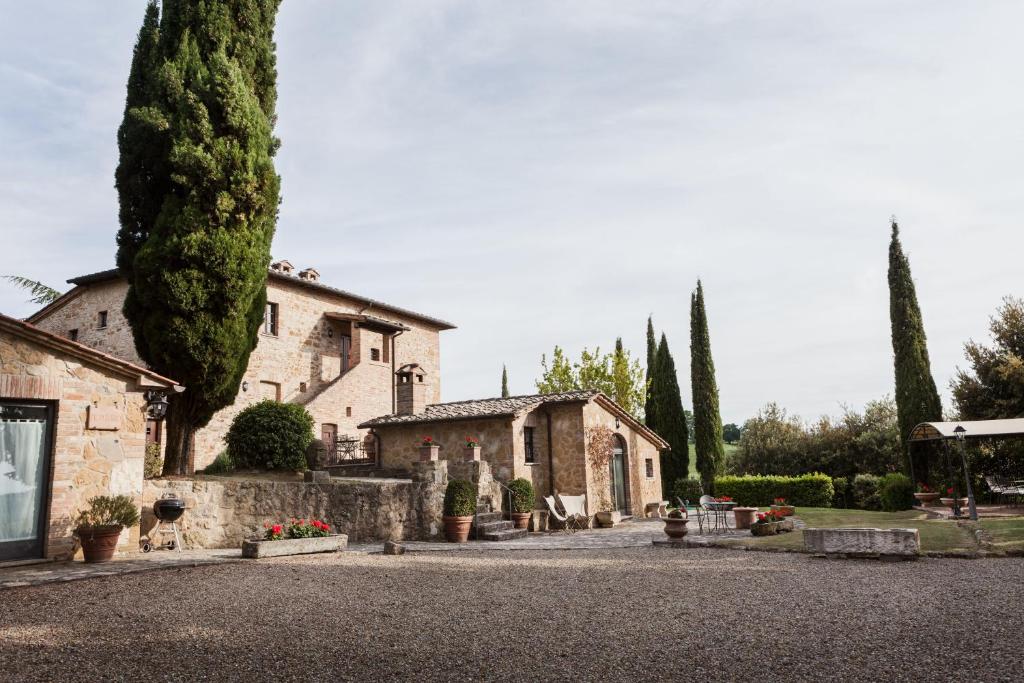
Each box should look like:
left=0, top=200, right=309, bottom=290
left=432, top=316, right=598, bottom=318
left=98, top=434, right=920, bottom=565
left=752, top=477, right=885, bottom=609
left=507, top=478, right=535, bottom=529
left=939, top=487, right=968, bottom=511
left=749, top=510, right=782, bottom=537
left=443, top=479, right=477, bottom=542
left=913, top=483, right=940, bottom=507
left=464, top=436, right=481, bottom=462
left=770, top=497, right=795, bottom=517
left=74, top=495, right=140, bottom=563
left=419, top=436, right=440, bottom=462
left=242, top=518, right=347, bottom=559
left=662, top=507, right=689, bottom=539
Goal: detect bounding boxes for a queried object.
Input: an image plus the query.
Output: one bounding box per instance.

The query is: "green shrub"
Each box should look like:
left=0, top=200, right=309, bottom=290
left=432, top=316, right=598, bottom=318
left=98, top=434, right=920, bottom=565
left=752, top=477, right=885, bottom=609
left=226, top=400, right=314, bottom=471
left=144, top=442, right=163, bottom=479
left=443, top=479, right=477, bottom=517
left=200, top=451, right=235, bottom=475
left=670, top=477, right=704, bottom=505
left=75, top=495, right=140, bottom=529
left=508, top=478, right=536, bottom=513
left=879, top=473, right=915, bottom=511
left=831, top=476, right=851, bottom=508
left=852, top=474, right=882, bottom=510
left=713, top=473, right=834, bottom=507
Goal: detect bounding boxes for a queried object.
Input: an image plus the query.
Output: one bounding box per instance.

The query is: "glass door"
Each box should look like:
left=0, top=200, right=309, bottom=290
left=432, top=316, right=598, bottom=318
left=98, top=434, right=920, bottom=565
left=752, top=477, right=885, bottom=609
left=611, top=447, right=627, bottom=512
left=0, top=401, right=53, bottom=561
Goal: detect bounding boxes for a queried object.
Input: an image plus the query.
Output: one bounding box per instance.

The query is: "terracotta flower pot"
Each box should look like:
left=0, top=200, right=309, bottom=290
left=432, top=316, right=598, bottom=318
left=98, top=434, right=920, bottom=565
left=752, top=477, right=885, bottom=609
left=511, top=512, right=531, bottom=529
left=771, top=505, right=795, bottom=517
left=913, top=492, right=940, bottom=507
left=442, top=515, right=473, bottom=543
left=76, top=524, right=123, bottom=563
left=663, top=517, right=689, bottom=539
left=464, top=446, right=481, bottom=462
left=419, top=444, right=440, bottom=462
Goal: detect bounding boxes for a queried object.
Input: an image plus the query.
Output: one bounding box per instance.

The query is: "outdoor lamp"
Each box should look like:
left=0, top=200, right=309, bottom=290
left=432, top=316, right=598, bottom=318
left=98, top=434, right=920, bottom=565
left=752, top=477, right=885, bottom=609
left=615, top=417, right=621, bottom=429
left=144, top=391, right=169, bottom=420
left=953, top=425, right=978, bottom=521
left=954, top=425, right=966, bottom=442
left=242, top=380, right=249, bottom=392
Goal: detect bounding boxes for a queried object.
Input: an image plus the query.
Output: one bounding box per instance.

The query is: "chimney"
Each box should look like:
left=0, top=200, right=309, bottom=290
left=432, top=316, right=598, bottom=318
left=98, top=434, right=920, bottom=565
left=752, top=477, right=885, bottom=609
left=270, top=260, right=294, bottom=275
left=395, top=364, right=427, bottom=416
left=298, top=267, right=320, bottom=282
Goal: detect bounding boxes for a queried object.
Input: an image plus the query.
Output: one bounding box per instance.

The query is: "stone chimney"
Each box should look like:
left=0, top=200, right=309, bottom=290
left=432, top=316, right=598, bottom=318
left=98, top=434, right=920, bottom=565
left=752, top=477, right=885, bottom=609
left=270, top=260, right=294, bottom=275
left=395, top=363, right=427, bottom=416
left=298, top=267, right=320, bottom=282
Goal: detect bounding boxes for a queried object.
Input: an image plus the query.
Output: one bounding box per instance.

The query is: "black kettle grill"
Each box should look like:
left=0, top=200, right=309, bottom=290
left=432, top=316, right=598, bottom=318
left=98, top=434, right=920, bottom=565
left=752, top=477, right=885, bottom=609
left=142, top=493, right=186, bottom=553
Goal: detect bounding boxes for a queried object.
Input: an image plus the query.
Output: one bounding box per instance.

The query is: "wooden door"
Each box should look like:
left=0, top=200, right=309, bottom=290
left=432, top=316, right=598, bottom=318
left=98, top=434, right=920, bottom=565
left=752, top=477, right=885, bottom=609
left=321, top=424, right=337, bottom=464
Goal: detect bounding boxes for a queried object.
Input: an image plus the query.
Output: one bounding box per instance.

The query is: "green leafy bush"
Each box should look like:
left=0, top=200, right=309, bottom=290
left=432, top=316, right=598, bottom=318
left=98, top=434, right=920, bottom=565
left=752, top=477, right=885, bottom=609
left=852, top=474, right=882, bottom=510
left=200, top=451, right=235, bottom=475
left=508, top=478, right=536, bottom=513
left=713, top=473, right=834, bottom=507
left=879, top=473, right=915, bottom=511
left=144, top=443, right=163, bottom=479
left=671, top=477, right=704, bottom=505
left=443, top=479, right=477, bottom=517
left=226, top=400, right=314, bottom=471
left=831, top=476, right=851, bottom=509
left=75, top=495, right=140, bottom=529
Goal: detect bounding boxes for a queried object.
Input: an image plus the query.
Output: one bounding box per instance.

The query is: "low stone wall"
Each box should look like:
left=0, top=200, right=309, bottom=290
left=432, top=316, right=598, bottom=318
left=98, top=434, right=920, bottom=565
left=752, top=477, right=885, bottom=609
left=803, top=527, right=920, bottom=559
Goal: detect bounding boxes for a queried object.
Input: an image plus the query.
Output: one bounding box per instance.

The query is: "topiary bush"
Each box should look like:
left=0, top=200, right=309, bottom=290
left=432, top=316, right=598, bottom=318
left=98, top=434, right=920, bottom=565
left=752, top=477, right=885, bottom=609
left=852, top=474, right=882, bottom=510
left=671, top=477, right=704, bottom=505
left=713, top=473, right=834, bottom=507
left=879, top=473, right=915, bottom=511
left=226, top=400, right=314, bottom=471
left=443, top=479, right=477, bottom=517
left=508, top=478, right=536, bottom=513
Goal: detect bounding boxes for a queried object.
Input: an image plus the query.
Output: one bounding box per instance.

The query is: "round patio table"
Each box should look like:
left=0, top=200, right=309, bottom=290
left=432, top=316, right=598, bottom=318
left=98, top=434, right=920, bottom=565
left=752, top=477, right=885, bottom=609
left=704, top=501, right=737, bottom=532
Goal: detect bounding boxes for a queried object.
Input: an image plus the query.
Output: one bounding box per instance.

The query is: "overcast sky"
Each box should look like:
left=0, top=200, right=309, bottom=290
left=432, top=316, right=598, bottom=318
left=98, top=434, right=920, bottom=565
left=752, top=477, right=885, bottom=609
left=1, top=1, right=1022, bottom=424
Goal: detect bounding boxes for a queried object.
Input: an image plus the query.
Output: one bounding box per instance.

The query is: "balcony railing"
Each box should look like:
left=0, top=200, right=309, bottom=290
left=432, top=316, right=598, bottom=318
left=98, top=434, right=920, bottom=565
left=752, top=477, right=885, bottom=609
left=321, top=435, right=376, bottom=468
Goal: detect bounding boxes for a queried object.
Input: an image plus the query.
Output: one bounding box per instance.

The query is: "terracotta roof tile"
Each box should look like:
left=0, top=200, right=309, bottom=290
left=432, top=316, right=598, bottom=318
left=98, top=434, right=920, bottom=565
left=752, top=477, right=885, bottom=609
left=359, top=390, right=599, bottom=427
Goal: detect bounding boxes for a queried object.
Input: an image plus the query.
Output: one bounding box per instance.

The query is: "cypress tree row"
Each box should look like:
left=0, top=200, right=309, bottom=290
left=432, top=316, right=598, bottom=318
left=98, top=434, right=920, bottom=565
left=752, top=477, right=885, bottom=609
left=652, top=333, right=689, bottom=497
left=690, top=280, right=725, bottom=494
left=501, top=365, right=510, bottom=398
left=888, top=220, right=942, bottom=478
left=644, top=316, right=657, bottom=428
left=115, top=0, right=283, bottom=474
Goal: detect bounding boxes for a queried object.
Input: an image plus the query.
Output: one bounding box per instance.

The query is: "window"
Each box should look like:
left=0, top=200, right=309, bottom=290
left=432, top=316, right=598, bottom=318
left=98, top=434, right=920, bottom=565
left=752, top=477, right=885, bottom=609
left=264, top=302, right=279, bottom=335
left=645, top=458, right=654, bottom=478
left=68, top=329, right=78, bottom=342
left=370, top=348, right=381, bottom=362
left=345, top=406, right=352, bottom=417
left=97, top=311, right=108, bottom=329
left=259, top=381, right=281, bottom=401
left=524, top=426, right=536, bottom=464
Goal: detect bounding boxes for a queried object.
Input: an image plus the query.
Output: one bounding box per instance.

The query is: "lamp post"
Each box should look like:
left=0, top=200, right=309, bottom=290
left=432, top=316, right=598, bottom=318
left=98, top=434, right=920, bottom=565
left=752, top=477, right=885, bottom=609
left=953, top=425, right=978, bottom=521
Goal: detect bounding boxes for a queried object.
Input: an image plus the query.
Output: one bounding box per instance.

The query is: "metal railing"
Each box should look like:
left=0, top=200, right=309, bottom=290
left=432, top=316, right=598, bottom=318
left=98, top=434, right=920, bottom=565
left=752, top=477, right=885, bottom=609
left=475, top=478, right=517, bottom=540
left=321, top=435, right=376, bottom=468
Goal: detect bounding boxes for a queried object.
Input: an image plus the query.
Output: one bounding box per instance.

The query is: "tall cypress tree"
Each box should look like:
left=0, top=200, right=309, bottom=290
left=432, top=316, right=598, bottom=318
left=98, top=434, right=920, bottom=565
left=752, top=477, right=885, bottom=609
left=690, top=280, right=725, bottom=494
left=644, top=316, right=657, bottom=428
left=652, top=333, right=689, bottom=497
left=888, top=220, right=942, bottom=478
left=116, top=0, right=283, bottom=474
left=501, top=365, right=510, bottom=398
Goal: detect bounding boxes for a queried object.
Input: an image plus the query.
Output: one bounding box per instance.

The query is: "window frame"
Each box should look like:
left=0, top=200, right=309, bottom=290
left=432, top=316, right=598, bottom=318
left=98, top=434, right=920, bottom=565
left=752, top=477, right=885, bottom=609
left=68, top=329, right=79, bottom=342
left=524, top=426, right=536, bottom=464
left=645, top=457, right=655, bottom=479
left=263, top=302, right=279, bottom=336
left=97, top=311, right=108, bottom=329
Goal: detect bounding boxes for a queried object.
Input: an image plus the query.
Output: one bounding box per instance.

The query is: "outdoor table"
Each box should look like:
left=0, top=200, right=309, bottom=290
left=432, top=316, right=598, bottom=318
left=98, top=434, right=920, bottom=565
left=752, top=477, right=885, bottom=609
left=704, top=501, right=737, bottom=532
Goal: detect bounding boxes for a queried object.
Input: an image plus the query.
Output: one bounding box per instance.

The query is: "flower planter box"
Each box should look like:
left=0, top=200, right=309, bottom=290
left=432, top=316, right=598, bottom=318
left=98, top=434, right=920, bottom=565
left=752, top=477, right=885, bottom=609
left=913, top=492, right=940, bottom=507
left=750, top=522, right=779, bottom=537
left=242, top=534, right=348, bottom=559
left=595, top=511, right=622, bottom=528
left=419, top=444, right=440, bottom=462
left=463, top=445, right=481, bottom=462
left=940, top=497, right=969, bottom=511
left=771, top=505, right=795, bottom=517
left=802, top=528, right=919, bottom=559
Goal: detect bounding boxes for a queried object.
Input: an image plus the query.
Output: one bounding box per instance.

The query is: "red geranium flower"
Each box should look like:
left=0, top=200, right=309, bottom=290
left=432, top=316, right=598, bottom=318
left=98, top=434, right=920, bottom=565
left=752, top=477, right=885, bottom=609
left=947, top=487, right=954, bottom=495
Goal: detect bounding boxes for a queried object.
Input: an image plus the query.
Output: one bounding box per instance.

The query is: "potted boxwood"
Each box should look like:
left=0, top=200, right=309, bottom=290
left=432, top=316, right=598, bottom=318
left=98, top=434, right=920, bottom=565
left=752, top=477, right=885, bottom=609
left=74, top=495, right=140, bottom=563
left=662, top=507, right=689, bottom=539
left=507, top=478, right=535, bottom=529
left=443, top=479, right=477, bottom=542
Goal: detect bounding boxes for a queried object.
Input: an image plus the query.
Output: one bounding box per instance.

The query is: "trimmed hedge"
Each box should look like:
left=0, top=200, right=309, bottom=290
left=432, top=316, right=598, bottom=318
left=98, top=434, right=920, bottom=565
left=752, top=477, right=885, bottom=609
left=443, top=479, right=477, bottom=517
left=670, top=477, right=704, bottom=505
left=226, top=400, right=314, bottom=471
left=879, top=473, right=915, bottom=511
left=713, top=473, right=834, bottom=507
left=852, top=474, right=882, bottom=511
left=831, top=476, right=851, bottom=509
left=508, top=478, right=536, bottom=513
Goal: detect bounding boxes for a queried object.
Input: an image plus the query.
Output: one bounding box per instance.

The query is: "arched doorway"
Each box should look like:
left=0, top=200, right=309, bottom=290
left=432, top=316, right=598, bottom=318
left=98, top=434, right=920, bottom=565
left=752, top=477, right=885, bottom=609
left=610, top=435, right=630, bottom=514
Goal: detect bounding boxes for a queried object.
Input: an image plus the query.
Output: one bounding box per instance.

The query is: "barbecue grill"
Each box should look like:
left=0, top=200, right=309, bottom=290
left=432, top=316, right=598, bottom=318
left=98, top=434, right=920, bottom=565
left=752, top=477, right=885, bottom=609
left=142, top=493, right=186, bottom=553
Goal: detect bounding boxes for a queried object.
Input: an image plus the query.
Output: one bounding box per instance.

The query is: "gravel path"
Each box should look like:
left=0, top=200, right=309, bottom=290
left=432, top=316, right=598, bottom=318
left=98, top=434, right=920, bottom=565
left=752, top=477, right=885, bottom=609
left=1, top=548, right=1021, bottom=682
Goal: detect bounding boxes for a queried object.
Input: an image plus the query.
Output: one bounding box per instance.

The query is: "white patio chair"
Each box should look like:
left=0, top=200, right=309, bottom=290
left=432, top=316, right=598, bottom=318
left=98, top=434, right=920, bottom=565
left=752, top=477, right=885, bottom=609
left=543, top=495, right=574, bottom=533
left=558, top=493, right=592, bottom=531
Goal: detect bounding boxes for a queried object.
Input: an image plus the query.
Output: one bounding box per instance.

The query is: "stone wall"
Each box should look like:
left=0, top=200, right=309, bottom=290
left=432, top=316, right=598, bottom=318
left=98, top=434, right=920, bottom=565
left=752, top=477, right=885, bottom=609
left=581, top=401, right=663, bottom=516
left=31, top=275, right=449, bottom=470
left=142, top=460, right=493, bottom=547
left=0, top=329, right=153, bottom=560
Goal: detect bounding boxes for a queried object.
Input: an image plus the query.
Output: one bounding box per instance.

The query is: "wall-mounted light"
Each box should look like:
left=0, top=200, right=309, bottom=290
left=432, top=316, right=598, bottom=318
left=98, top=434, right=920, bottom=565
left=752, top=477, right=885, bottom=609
left=327, top=328, right=334, bottom=338
left=144, top=391, right=169, bottom=420
left=615, top=417, right=621, bottom=430
left=242, top=381, right=249, bottom=392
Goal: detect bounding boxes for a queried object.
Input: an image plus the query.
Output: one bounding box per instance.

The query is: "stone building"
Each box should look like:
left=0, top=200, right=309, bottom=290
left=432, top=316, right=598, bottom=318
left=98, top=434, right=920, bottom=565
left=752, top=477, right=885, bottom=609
left=360, top=382, right=668, bottom=519
left=0, top=313, right=180, bottom=562
left=28, top=262, right=455, bottom=471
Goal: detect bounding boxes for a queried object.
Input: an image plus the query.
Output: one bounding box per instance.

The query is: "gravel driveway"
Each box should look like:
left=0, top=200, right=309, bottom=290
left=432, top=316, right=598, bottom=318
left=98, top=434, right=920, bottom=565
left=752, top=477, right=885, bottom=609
left=1, top=548, right=1021, bottom=682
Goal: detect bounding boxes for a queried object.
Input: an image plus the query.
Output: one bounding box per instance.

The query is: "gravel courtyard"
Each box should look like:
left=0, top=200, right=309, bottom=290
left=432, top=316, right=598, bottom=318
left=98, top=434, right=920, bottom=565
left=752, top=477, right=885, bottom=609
left=2, top=548, right=1022, bottom=682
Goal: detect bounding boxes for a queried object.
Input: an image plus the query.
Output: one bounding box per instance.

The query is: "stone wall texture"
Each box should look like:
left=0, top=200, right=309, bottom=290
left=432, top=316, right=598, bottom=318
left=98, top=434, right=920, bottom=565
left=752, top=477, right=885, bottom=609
left=31, top=275, right=448, bottom=470
left=0, top=329, right=152, bottom=560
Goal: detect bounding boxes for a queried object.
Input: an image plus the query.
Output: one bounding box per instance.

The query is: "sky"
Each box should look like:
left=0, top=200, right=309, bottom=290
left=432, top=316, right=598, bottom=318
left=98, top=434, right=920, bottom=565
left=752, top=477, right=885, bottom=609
left=1, top=1, right=1022, bottom=425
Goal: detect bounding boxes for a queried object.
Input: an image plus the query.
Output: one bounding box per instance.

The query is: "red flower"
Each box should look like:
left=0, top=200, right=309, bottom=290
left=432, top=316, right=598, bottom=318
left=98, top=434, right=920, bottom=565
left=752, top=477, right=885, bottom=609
left=272, top=524, right=282, bottom=534
left=947, top=487, right=954, bottom=495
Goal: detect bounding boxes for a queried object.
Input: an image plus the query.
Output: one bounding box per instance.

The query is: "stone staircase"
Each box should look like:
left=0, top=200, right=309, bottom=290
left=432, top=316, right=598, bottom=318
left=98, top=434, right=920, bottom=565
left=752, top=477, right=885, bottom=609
left=473, top=503, right=527, bottom=542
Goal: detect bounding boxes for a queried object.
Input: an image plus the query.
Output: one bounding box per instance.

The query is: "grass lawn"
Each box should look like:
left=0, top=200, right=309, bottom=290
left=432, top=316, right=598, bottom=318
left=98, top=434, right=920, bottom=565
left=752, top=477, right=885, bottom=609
left=686, top=442, right=739, bottom=478
left=722, top=507, right=980, bottom=553
left=977, top=518, right=1024, bottom=552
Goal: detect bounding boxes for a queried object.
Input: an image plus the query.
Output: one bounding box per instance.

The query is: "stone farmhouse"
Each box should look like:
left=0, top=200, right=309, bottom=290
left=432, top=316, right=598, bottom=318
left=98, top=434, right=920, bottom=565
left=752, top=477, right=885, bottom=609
left=28, top=261, right=455, bottom=471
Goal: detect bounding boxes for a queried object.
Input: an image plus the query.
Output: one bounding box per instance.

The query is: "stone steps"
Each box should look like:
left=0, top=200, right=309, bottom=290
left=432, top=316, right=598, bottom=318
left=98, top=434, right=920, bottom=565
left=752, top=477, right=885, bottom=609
left=481, top=528, right=528, bottom=542
left=472, top=503, right=527, bottom=542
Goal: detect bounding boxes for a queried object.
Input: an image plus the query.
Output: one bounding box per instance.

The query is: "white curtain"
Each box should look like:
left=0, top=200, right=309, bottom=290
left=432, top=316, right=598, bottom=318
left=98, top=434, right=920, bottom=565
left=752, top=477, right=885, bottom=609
left=0, top=418, right=45, bottom=543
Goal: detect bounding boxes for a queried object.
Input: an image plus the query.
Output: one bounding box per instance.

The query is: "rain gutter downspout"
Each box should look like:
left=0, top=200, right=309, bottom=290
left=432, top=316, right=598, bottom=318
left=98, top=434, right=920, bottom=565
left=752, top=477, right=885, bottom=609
left=390, top=329, right=404, bottom=413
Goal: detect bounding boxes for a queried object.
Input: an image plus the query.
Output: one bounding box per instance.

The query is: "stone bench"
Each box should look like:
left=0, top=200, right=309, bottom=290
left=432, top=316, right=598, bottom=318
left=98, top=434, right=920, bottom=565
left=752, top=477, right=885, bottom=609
left=645, top=501, right=669, bottom=518
left=803, top=527, right=919, bottom=560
